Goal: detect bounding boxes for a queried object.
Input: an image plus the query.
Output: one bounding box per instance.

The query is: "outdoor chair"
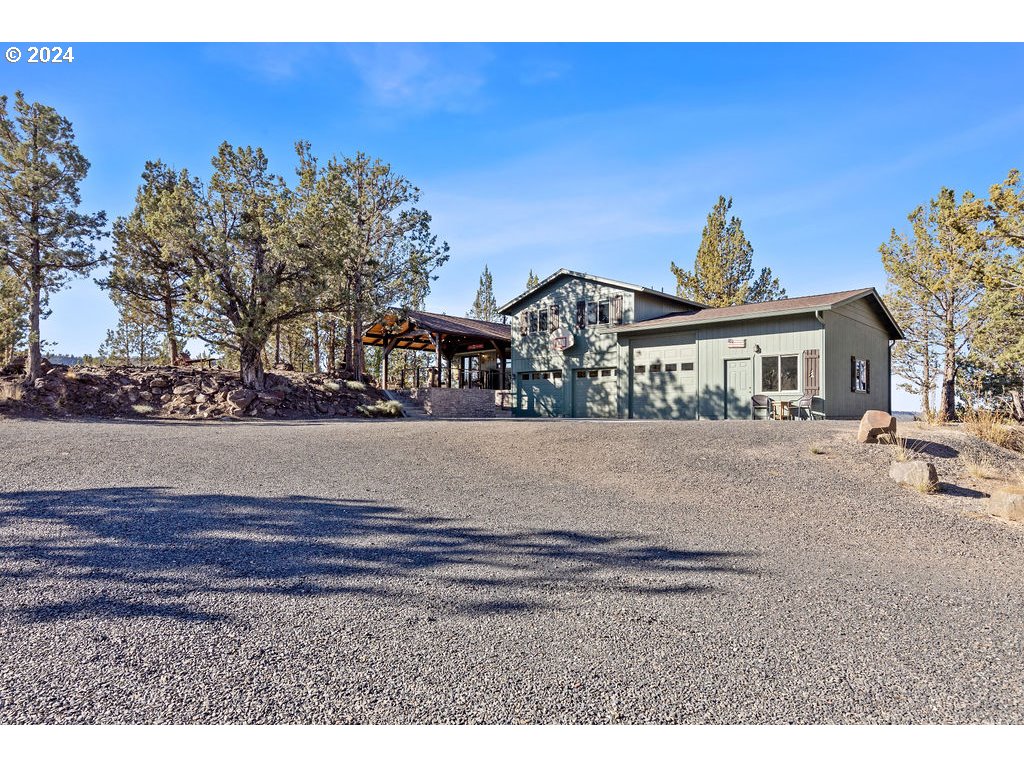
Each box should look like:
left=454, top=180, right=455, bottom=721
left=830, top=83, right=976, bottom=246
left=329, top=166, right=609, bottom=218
left=751, top=394, right=773, bottom=420
left=788, top=393, right=817, bottom=420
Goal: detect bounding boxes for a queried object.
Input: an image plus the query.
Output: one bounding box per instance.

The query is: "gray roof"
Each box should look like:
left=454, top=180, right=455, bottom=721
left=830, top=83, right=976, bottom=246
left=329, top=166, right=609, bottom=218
left=497, top=268, right=707, bottom=315
left=610, top=287, right=904, bottom=339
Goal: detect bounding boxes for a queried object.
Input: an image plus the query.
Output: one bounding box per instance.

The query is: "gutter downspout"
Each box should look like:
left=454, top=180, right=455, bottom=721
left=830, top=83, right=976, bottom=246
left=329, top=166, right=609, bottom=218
left=815, top=311, right=825, bottom=418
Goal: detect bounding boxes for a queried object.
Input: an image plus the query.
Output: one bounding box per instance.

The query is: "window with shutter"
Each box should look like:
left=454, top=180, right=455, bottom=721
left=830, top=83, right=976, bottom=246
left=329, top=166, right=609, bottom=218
left=612, top=295, right=623, bottom=324
left=576, top=300, right=586, bottom=327
left=519, top=312, right=527, bottom=335
left=866, top=360, right=871, bottom=393
left=551, top=305, right=560, bottom=331
left=851, top=356, right=857, bottom=393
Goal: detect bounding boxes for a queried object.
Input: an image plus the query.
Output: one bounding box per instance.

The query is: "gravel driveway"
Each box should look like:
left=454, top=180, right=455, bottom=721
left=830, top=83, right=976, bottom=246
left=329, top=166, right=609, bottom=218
left=1, top=417, right=1022, bottom=723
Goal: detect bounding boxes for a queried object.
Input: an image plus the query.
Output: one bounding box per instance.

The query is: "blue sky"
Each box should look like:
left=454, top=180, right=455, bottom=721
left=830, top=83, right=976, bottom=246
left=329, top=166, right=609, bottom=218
left=4, top=43, right=1023, bottom=407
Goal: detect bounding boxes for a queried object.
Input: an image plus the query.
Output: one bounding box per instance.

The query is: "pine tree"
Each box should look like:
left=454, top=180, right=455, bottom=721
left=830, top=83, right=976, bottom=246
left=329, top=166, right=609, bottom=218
left=881, top=188, right=986, bottom=421
left=0, top=264, right=27, bottom=365
left=0, top=92, right=107, bottom=384
left=670, top=196, right=785, bottom=307
left=97, top=161, right=189, bottom=365
left=469, top=264, right=499, bottom=322
left=526, top=269, right=540, bottom=291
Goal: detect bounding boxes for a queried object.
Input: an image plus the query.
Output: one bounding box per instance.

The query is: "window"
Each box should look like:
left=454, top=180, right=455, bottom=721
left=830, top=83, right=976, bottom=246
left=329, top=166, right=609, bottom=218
left=541, top=372, right=550, bottom=379
left=649, top=363, right=661, bottom=373
left=576, top=370, right=586, bottom=378
left=552, top=370, right=562, bottom=379
left=528, top=311, right=538, bottom=334
left=586, top=301, right=598, bottom=325
left=665, top=363, right=677, bottom=372
left=531, top=372, right=541, bottom=380
left=538, top=308, right=548, bottom=333
left=680, top=362, right=694, bottom=372
left=598, top=300, right=610, bottom=324
left=634, top=365, right=646, bottom=373
left=576, top=300, right=586, bottom=327
left=600, top=369, right=612, bottom=377
left=852, top=357, right=870, bottom=393
left=588, top=370, right=598, bottom=378
left=520, top=373, right=529, bottom=381
left=761, top=355, right=799, bottom=392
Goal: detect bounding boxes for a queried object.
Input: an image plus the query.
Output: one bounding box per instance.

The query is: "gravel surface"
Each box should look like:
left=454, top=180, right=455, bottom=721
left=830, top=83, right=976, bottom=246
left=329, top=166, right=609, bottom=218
left=1, top=417, right=1023, bottom=723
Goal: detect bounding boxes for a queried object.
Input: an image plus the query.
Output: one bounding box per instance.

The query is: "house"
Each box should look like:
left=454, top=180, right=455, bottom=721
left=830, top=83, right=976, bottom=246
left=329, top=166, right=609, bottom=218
left=497, top=269, right=904, bottom=420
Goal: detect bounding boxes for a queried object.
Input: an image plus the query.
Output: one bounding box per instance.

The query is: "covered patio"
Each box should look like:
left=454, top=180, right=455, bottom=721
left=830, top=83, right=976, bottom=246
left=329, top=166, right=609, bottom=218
left=362, top=309, right=512, bottom=390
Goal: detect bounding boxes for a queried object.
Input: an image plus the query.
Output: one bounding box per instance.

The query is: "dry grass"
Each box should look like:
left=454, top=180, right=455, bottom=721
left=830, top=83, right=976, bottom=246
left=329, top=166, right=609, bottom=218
left=345, top=380, right=368, bottom=392
left=880, top=433, right=918, bottom=463
left=809, top=445, right=827, bottom=455
left=961, top=408, right=1024, bottom=453
left=130, top=404, right=155, bottom=415
left=912, top=478, right=938, bottom=494
left=961, top=450, right=1003, bottom=481
left=323, top=381, right=342, bottom=392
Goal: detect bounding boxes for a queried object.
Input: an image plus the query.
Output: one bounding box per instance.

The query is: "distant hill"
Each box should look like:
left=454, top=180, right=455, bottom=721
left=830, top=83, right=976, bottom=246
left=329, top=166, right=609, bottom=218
left=48, top=354, right=84, bottom=366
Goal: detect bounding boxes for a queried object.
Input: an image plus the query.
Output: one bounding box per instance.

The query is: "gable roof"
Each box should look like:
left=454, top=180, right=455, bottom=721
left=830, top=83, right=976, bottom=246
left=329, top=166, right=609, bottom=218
left=611, top=287, right=904, bottom=339
left=362, top=308, right=511, bottom=353
left=497, top=268, right=707, bottom=315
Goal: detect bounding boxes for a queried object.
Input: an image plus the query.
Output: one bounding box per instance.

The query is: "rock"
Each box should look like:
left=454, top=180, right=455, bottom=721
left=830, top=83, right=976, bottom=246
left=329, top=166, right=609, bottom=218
left=858, top=410, right=897, bottom=444
left=160, top=394, right=173, bottom=404
left=194, top=393, right=209, bottom=404
left=139, top=391, right=153, bottom=401
left=172, top=384, right=197, bottom=396
left=226, top=388, right=256, bottom=410
left=149, top=377, right=169, bottom=389
left=988, top=488, right=1024, bottom=522
left=889, top=460, right=938, bottom=491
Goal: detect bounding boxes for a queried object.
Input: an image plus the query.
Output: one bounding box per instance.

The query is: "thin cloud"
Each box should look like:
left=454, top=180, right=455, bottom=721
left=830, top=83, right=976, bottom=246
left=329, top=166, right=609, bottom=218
left=343, top=44, right=491, bottom=113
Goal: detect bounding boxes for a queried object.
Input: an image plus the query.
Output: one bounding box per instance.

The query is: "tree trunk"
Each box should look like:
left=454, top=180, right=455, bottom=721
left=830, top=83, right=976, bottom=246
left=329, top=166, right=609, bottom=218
left=163, top=290, right=179, bottom=366
left=921, top=336, right=933, bottom=419
left=240, top=339, right=266, bottom=390
left=940, top=305, right=957, bottom=422
left=274, top=323, right=282, bottom=366
left=23, top=259, right=42, bottom=385
left=312, top=314, right=321, bottom=374
left=327, top=320, right=336, bottom=375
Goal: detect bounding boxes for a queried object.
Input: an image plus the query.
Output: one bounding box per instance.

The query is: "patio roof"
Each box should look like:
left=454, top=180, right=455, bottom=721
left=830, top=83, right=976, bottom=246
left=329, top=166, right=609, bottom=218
left=362, top=309, right=512, bottom=354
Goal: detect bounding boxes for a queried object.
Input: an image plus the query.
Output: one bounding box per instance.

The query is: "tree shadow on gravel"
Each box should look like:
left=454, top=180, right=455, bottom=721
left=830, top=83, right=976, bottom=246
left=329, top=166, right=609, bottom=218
left=0, top=488, right=753, bottom=624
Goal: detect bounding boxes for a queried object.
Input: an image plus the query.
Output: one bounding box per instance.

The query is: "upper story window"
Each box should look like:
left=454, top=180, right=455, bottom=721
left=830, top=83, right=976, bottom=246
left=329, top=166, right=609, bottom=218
left=519, top=304, right=560, bottom=336
left=576, top=295, right=623, bottom=327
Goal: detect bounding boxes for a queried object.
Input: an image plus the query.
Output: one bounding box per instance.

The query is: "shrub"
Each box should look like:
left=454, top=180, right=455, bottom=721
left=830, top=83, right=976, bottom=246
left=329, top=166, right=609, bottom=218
left=131, top=404, right=155, bottom=415
left=345, top=380, right=367, bottom=392
left=357, top=400, right=403, bottom=418
left=809, top=445, right=826, bottom=455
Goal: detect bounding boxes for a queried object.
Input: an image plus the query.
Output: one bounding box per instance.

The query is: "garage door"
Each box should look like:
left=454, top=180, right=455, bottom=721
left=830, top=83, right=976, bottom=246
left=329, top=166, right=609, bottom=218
left=516, top=370, right=562, bottom=416
left=630, top=333, right=697, bottom=419
left=572, top=368, right=618, bottom=418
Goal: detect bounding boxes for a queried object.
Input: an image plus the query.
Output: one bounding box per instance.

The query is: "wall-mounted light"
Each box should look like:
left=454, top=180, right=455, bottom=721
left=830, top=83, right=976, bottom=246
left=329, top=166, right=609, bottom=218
left=754, top=344, right=761, bottom=354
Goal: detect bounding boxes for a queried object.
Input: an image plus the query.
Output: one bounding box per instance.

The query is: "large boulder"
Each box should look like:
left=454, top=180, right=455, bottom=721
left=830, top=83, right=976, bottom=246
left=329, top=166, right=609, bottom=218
left=988, top=488, right=1024, bottom=522
left=225, top=387, right=256, bottom=411
left=858, top=410, right=897, bottom=444
left=889, top=460, right=938, bottom=491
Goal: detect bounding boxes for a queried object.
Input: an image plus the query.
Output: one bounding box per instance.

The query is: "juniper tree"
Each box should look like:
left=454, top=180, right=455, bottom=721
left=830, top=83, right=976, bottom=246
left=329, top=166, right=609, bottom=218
left=163, top=142, right=345, bottom=390
left=0, top=92, right=106, bottom=384
left=671, top=196, right=785, bottom=307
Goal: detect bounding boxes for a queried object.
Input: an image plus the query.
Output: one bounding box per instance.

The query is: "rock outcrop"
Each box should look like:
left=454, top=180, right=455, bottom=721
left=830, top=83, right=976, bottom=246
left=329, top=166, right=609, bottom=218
left=0, top=362, right=384, bottom=420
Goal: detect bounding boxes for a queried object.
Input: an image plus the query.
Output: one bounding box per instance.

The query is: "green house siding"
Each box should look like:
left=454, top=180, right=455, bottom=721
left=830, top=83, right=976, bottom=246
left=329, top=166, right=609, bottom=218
left=509, top=277, right=896, bottom=421
left=822, top=302, right=892, bottom=418
left=510, top=275, right=636, bottom=417
left=694, top=315, right=824, bottom=420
